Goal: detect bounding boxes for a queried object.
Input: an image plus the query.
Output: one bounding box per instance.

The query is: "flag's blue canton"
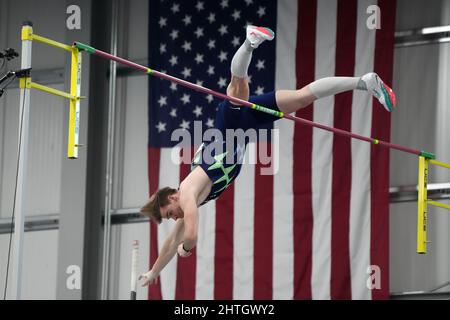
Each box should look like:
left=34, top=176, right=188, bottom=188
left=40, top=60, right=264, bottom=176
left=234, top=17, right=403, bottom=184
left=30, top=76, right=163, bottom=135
left=149, top=0, right=277, bottom=148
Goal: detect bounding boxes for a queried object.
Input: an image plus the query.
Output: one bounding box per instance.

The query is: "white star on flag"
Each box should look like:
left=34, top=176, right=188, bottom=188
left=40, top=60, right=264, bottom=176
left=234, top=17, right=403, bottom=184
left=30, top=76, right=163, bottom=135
left=196, top=1, right=205, bottom=11
left=193, top=106, right=203, bottom=117
left=158, top=17, right=167, bottom=28
left=156, top=121, right=166, bottom=133
left=159, top=43, right=166, bottom=54
left=206, top=118, right=214, bottom=128
left=256, top=59, right=265, bottom=71
left=218, top=51, right=228, bottom=62
left=217, top=77, right=227, bottom=88
left=169, top=55, right=178, bottom=66
left=157, top=96, right=167, bottom=107
left=207, top=13, right=215, bottom=23
left=181, top=67, right=192, bottom=78
left=180, top=119, right=190, bottom=130
left=182, top=15, right=192, bottom=26
left=170, top=108, right=177, bottom=118
left=255, top=86, right=264, bottom=95
left=207, top=65, right=215, bottom=75
left=220, top=0, right=229, bottom=9
left=182, top=41, right=192, bottom=52
left=218, top=25, right=228, bottom=36
left=207, top=39, right=216, bottom=49
left=231, top=36, right=240, bottom=47
left=194, top=27, right=204, bottom=38
left=257, top=6, right=266, bottom=17
left=171, top=3, right=180, bottom=13
left=194, top=53, right=204, bottom=64
left=170, top=29, right=179, bottom=40
left=170, top=82, right=178, bottom=91
left=206, top=94, right=214, bottom=103
left=180, top=94, right=191, bottom=105
left=232, top=10, right=241, bottom=21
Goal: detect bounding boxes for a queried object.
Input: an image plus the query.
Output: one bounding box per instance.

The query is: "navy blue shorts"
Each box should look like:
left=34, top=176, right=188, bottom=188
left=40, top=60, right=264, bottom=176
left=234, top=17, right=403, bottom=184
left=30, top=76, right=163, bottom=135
left=215, top=91, right=281, bottom=133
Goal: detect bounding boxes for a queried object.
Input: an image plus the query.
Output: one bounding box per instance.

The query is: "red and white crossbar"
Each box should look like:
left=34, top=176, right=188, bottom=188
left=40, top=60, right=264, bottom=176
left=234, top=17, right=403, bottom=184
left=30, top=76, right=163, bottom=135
left=73, top=41, right=435, bottom=159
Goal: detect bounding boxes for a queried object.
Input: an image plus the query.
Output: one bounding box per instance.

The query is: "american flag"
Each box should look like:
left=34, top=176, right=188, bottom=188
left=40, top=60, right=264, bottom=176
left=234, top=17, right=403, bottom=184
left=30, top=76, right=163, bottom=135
left=147, top=0, right=394, bottom=300
left=148, top=0, right=276, bottom=148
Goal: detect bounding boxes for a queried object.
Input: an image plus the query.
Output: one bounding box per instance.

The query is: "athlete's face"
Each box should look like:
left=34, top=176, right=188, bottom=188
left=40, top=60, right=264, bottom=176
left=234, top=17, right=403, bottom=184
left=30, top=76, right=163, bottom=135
left=161, top=195, right=184, bottom=221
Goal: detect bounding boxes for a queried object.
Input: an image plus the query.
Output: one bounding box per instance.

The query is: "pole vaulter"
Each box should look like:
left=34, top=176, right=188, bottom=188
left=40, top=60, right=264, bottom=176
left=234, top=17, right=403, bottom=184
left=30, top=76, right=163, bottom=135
left=73, top=42, right=450, bottom=254
left=73, top=41, right=450, bottom=256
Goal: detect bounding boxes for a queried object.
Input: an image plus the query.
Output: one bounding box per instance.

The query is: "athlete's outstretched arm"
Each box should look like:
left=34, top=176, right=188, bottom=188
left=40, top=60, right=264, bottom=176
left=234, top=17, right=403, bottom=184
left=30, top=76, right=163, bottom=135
left=139, top=219, right=185, bottom=286
left=179, top=197, right=199, bottom=253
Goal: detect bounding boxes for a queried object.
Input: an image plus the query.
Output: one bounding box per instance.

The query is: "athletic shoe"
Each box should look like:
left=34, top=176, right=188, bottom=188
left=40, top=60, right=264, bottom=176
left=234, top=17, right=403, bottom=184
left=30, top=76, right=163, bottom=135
left=246, top=25, right=275, bottom=48
left=361, top=72, right=396, bottom=112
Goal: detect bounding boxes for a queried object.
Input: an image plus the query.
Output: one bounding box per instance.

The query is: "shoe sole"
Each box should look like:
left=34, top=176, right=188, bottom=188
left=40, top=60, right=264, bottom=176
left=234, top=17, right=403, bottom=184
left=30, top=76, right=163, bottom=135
left=370, top=74, right=396, bottom=112
left=248, top=26, right=275, bottom=41
left=254, top=27, right=275, bottom=40
left=379, top=81, right=396, bottom=112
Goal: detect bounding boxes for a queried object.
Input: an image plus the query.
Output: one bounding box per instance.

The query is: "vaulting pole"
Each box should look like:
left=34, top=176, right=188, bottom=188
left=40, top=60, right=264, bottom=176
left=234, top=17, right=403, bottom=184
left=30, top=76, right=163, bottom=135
left=130, top=240, right=139, bottom=300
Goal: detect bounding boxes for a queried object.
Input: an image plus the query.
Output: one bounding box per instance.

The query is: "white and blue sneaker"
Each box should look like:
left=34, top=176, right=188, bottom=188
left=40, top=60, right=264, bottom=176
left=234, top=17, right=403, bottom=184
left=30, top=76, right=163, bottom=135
left=361, top=72, right=397, bottom=112
left=246, top=25, right=275, bottom=48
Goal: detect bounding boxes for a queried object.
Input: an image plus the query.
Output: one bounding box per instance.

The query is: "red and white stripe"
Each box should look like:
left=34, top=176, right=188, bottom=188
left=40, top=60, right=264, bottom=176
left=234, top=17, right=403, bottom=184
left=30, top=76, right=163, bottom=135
left=147, top=0, right=393, bottom=300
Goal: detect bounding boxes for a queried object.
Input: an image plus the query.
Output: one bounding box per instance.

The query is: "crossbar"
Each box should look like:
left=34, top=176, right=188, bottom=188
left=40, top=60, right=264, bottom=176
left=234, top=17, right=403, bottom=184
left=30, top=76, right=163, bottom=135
left=416, top=156, right=450, bottom=254
left=73, top=41, right=434, bottom=159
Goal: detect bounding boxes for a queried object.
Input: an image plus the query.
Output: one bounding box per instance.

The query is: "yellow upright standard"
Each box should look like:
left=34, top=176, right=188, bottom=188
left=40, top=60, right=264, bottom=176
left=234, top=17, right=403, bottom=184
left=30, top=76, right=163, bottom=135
left=12, top=22, right=84, bottom=299
left=69, top=47, right=82, bottom=158
left=417, top=156, right=450, bottom=254
left=20, top=23, right=82, bottom=158
left=416, top=156, right=428, bottom=254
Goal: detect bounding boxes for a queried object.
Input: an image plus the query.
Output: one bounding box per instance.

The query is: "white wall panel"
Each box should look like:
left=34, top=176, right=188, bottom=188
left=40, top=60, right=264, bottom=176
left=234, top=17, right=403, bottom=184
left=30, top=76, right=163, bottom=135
left=110, top=223, right=150, bottom=300
left=6, top=0, right=68, bottom=70
left=0, top=229, right=58, bottom=299
left=128, top=0, right=149, bottom=60
left=390, top=201, right=450, bottom=294
left=121, top=76, right=149, bottom=208
left=390, top=0, right=450, bottom=296
left=1, top=86, right=63, bottom=218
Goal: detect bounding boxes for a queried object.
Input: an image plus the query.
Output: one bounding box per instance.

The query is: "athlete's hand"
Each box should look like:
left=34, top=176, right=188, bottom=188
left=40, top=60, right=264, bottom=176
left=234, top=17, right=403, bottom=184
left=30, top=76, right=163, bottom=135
left=139, top=270, right=159, bottom=287
left=177, top=243, right=192, bottom=258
